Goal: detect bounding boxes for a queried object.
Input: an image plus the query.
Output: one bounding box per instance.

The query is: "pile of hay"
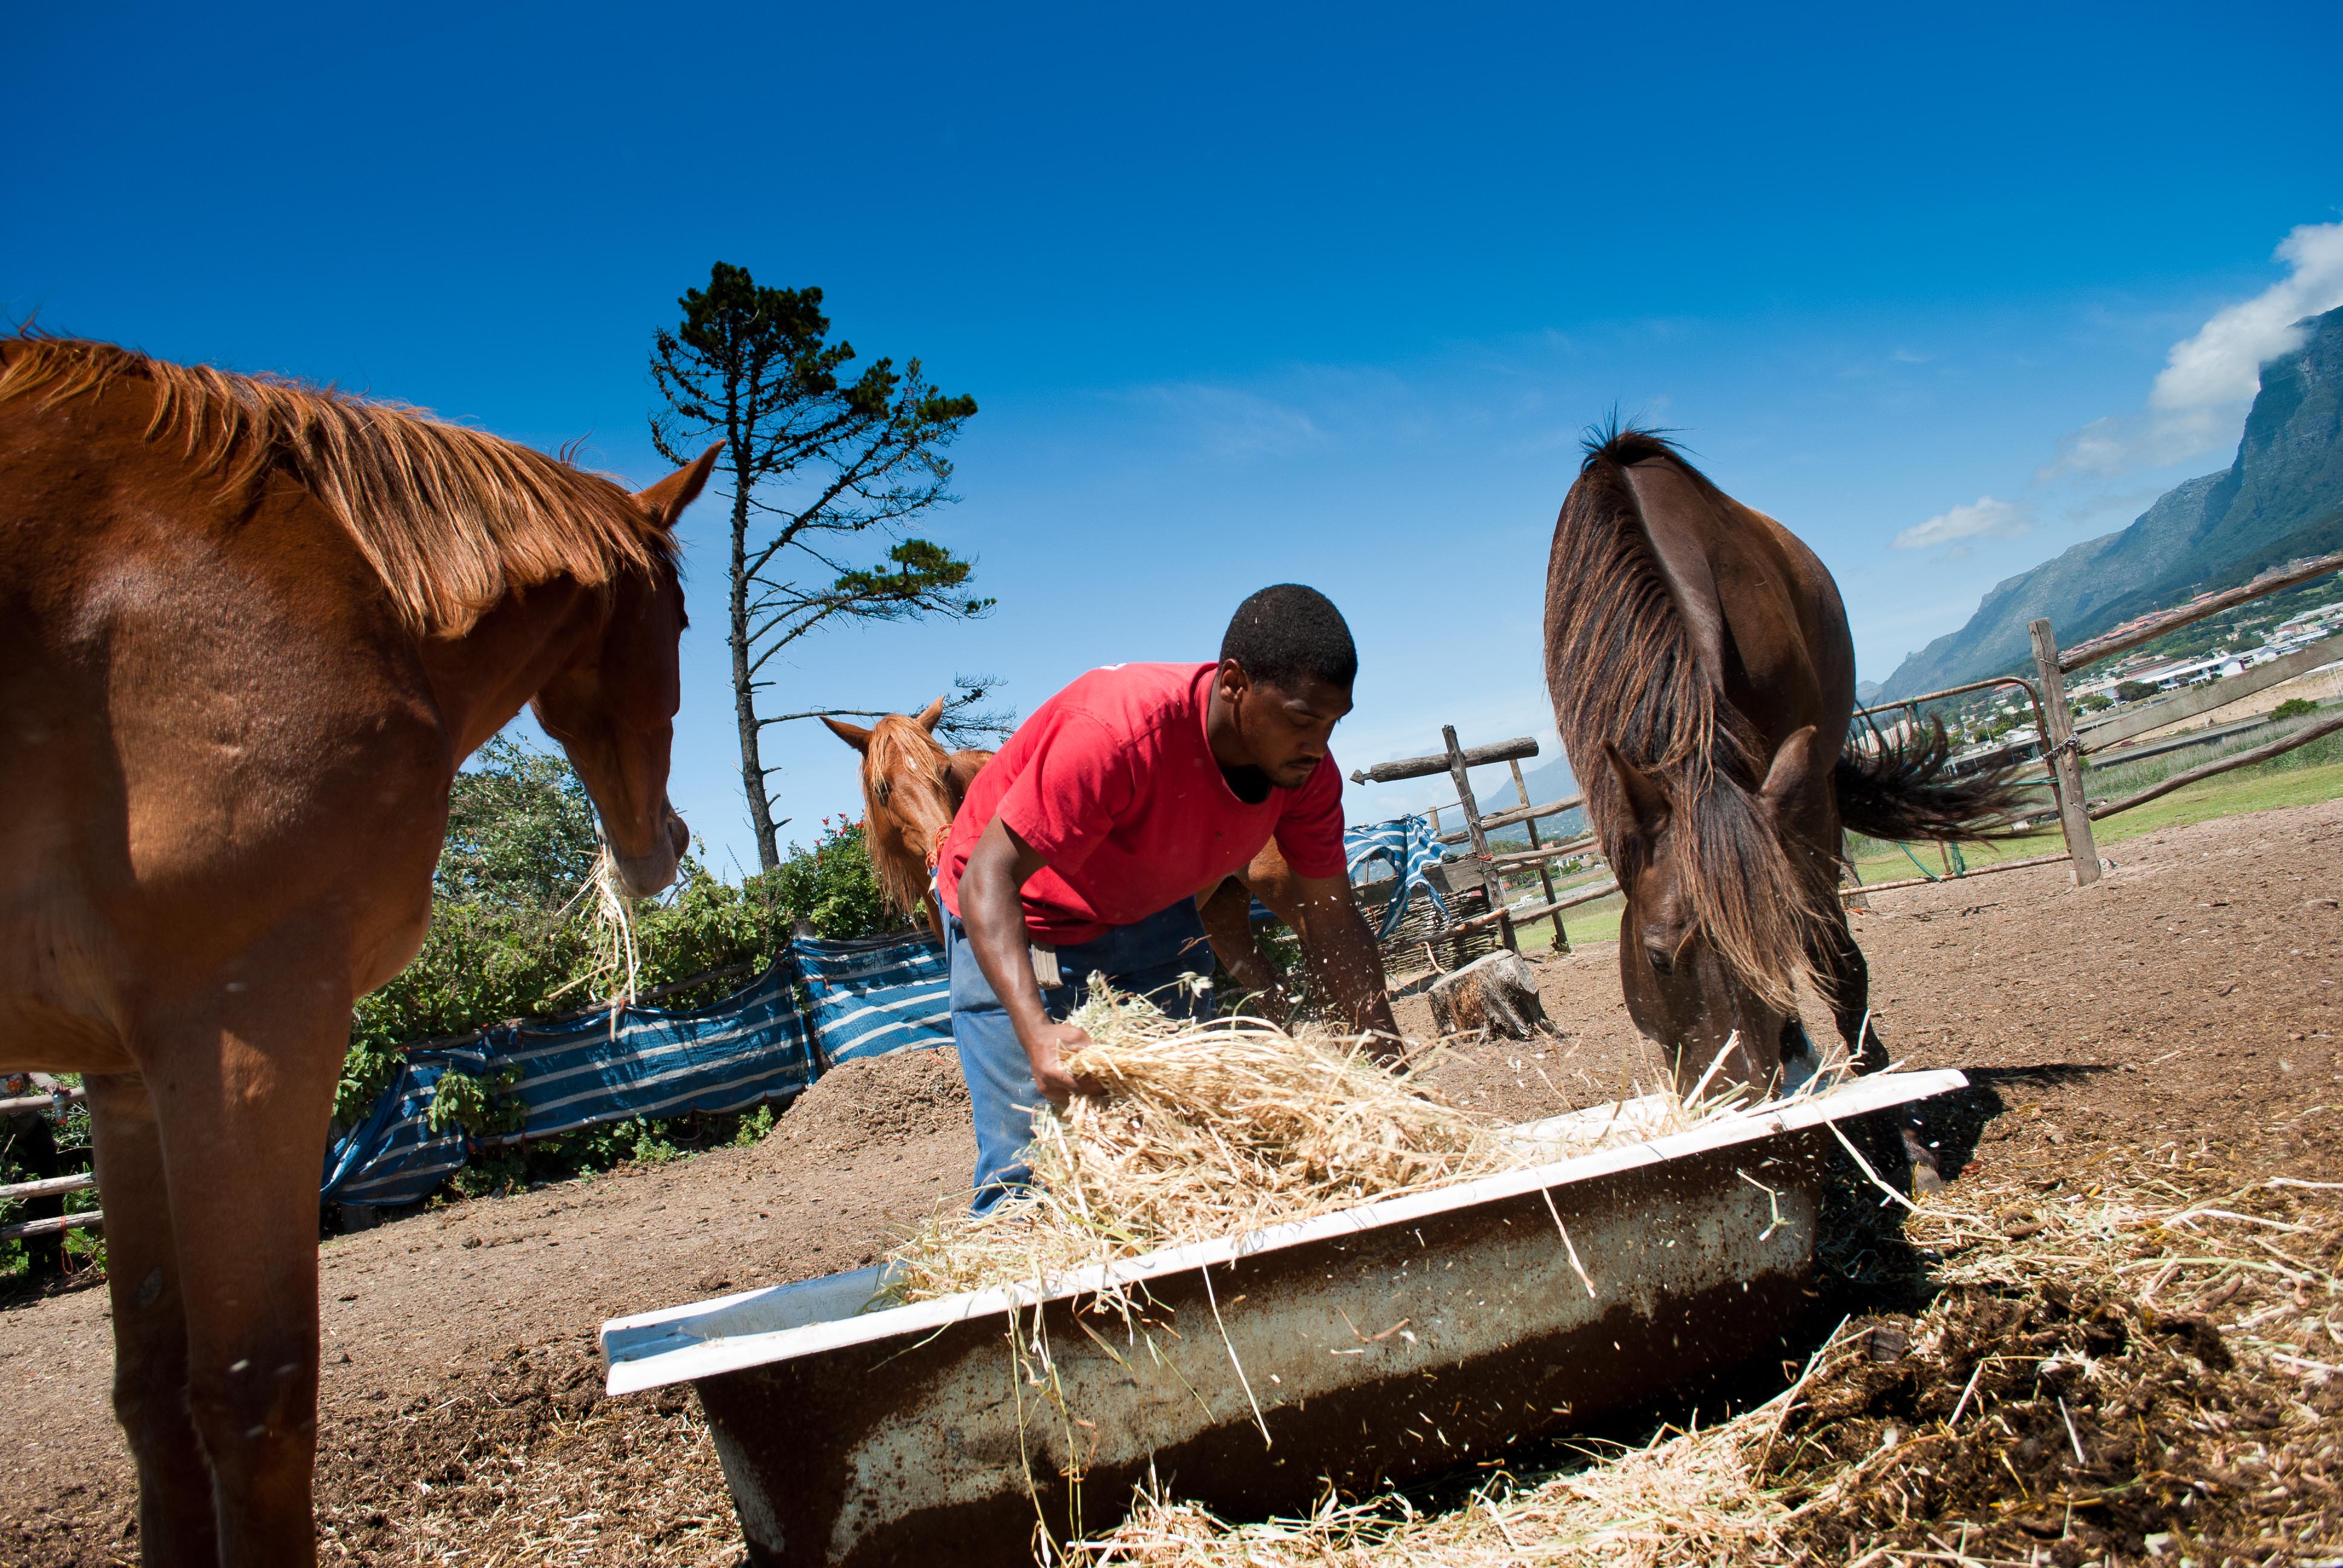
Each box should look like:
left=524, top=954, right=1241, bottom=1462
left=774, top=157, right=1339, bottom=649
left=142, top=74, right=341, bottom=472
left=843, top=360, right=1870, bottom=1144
left=1064, top=1165, right=2343, bottom=1566
left=882, top=988, right=1729, bottom=1305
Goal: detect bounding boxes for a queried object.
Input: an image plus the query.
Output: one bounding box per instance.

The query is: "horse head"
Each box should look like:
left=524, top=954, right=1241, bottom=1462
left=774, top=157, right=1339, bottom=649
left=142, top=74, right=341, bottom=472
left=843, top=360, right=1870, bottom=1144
left=531, top=445, right=719, bottom=898
left=1601, top=727, right=1835, bottom=1098
left=824, top=697, right=985, bottom=939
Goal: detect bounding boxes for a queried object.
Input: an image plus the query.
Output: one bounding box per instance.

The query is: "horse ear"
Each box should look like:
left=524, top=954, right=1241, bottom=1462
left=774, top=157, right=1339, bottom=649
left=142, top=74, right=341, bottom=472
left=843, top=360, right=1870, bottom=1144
left=634, top=443, right=724, bottom=530
left=1615, top=454, right=1729, bottom=689
left=821, top=715, right=873, bottom=754
left=915, top=696, right=946, bottom=733
left=1758, top=725, right=1823, bottom=817
left=1604, top=743, right=1670, bottom=839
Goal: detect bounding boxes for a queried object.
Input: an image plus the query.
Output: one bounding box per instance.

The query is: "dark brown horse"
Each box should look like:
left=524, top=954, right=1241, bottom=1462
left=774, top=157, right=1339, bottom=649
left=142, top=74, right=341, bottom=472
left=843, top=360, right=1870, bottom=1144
left=822, top=704, right=1311, bottom=1016
left=0, top=336, right=716, bottom=1565
left=1544, top=430, right=2017, bottom=1096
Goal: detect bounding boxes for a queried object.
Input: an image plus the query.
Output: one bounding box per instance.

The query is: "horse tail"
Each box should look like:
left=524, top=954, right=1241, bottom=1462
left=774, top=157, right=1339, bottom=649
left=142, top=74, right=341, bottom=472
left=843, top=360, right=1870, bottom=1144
left=1833, top=716, right=2031, bottom=843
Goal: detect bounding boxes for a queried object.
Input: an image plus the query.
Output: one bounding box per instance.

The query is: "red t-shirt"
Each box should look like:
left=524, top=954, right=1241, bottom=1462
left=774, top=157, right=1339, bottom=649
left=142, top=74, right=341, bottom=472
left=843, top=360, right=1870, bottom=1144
left=934, top=662, right=1348, bottom=946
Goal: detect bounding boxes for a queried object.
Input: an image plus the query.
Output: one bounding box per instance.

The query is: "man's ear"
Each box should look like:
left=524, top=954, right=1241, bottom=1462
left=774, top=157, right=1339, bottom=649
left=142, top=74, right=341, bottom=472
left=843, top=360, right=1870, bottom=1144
left=634, top=443, right=723, bottom=530
left=914, top=696, right=946, bottom=734
left=1757, top=725, right=1823, bottom=818
left=821, top=716, right=873, bottom=754
left=1604, top=743, right=1671, bottom=839
left=1216, top=658, right=1252, bottom=703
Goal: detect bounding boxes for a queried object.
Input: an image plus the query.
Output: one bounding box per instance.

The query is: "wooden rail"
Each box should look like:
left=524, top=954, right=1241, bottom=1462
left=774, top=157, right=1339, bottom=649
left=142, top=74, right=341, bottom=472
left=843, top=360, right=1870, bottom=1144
left=0, top=1211, right=101, bottom=1242
left=1351, top=737, right=1539, bottom=785
left=2089, top=712, right=2343, bottom=820
left=1436, top=794, right=1584, bottom=844
left=2057, top=542, right=2343, bottom=673
left=1482, top=832, right=1598, bottom=869
left=2073, top=630, right=2343, bottom=753
left=1, top=1087, right=87, bottom=1115
left=1451, top=878, right=1621, bottom=934
left=1841, top=851, right=2073, bottom=900
left=0, top=1171, right=96, bottom=1201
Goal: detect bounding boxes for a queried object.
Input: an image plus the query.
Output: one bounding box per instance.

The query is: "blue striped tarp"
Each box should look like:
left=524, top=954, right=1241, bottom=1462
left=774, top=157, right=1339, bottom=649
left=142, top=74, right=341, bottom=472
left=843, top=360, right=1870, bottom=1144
left=321, top=961, right=820, bottom=1209
left=798, top=932, right=952, bottom=1065
left=320, top=1054, right=468, bottom=1208
left=497, top=963, right=818, bottom=1139
left=1345, top=815, right=1449, bottom=940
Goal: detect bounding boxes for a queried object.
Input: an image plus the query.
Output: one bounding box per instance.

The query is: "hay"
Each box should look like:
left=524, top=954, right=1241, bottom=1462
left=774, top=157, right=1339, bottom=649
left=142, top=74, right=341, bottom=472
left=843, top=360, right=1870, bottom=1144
left=1066, top=1160, right=2343, bottom=1567
left=882, top=987, right=1752, bottom=1305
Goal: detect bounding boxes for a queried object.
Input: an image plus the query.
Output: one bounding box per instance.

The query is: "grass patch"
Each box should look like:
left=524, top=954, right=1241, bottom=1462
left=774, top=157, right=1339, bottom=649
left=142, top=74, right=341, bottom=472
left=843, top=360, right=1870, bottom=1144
left=1847, top=723, right=2343, bottom=893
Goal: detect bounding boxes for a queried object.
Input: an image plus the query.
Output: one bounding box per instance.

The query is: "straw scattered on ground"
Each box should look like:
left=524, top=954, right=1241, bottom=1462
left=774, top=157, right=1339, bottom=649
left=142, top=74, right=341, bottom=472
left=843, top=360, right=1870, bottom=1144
left=883, top=987, right=1768, bottom=1305
left=1066, top=1160, right=2343, bottom=1567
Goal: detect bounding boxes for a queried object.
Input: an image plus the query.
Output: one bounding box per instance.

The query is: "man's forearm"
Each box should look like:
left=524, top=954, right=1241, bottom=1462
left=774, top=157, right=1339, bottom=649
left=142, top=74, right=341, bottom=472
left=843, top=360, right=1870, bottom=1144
left=1303, top=900, right=1400, bottom=1051
left=962, top=849, right=1049, bottom=1047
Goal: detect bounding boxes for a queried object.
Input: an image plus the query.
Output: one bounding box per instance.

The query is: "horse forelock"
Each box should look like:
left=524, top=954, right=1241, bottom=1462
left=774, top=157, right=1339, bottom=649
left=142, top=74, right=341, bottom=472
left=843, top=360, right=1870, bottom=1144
left=0, top=335, right=677, bottom=637
left=1547, top=430, right=1830, bottom=1011
left=859, top=716, right=957, bottom=918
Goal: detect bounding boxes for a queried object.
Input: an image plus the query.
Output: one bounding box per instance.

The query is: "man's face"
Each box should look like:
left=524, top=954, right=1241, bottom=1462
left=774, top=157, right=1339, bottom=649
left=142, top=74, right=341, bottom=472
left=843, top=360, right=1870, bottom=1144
left=1221, top=661, right=1353, bottom=788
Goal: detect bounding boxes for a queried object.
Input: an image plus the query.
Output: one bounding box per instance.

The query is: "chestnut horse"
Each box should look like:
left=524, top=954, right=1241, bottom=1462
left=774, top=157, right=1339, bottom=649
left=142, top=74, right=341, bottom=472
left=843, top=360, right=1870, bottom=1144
left=1544, top=430, right=2018, bottom=1095
left=0, top=337, right=716, bottom=1566
left=822, top=704, right=1309, bottom=1015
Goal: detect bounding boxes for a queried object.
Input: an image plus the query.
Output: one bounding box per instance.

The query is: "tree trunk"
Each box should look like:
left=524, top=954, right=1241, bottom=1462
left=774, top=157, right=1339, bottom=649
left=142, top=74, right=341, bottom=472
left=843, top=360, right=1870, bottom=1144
left=726, top=407, right=780, bottom=872
left=1427, top=950, right=1552, bottom=1040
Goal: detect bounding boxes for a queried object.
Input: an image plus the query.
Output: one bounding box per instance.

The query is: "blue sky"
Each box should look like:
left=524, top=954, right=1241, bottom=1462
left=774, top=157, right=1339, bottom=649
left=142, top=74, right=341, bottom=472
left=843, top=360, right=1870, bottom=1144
left=11, top=2, right=2342, bottom=871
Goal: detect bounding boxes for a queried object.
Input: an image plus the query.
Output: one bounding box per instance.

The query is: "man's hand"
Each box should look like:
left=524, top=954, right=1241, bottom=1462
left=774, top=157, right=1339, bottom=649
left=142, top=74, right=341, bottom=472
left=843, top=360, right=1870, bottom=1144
left=1289, top=873, right=1403, bottom=1061
left=1024, top=1020, right=1101, bottom=1108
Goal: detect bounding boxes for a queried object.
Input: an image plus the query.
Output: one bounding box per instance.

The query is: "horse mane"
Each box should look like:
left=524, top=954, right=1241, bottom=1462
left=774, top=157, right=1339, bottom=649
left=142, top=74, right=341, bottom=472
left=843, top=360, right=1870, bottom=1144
left=0, top=335, right=676, bottom=636
left=858, top=716, right=960, bottom=920
left=1547, top=426, right=1829, bottom=1011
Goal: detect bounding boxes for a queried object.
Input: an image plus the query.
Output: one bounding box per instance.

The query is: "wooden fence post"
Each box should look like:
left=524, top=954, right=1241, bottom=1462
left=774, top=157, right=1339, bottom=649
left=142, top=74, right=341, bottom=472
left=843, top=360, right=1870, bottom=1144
left=1506, top=756, right=1568, bottom=953
left=1443, top=725, right=1517, bottom=955
left=2028, top=617, right=2102, bottom=887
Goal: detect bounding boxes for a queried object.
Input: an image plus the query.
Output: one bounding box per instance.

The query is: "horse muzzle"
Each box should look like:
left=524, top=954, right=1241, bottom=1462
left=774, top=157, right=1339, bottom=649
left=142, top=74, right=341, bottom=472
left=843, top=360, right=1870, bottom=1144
left=611, top=806, right=689, bottom=898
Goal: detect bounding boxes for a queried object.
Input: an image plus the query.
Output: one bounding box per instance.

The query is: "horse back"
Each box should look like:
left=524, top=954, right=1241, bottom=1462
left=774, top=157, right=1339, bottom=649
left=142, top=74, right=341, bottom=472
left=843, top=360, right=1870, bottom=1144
left=0, top=373, right=453, bottom=1058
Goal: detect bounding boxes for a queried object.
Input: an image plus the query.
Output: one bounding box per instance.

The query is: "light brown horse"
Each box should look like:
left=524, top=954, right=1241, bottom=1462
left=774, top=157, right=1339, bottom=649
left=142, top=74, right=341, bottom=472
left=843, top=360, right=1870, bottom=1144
left=822, top=702, right=1309, bottom=1015
left=1544, top=429, right=2018, bottom=1096
left=0, top=336, right=716, bottom=1566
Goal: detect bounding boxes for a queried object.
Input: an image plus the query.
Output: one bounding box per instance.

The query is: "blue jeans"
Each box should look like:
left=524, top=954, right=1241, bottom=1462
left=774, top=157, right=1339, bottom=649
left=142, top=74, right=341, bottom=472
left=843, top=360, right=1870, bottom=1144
left=945, top=897, right=1214, bottom=1212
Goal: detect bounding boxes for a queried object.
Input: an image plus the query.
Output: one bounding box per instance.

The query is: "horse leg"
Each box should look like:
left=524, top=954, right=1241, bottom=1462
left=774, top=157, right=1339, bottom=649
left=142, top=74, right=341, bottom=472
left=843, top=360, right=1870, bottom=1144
left=140, top=981, right=346, bottom=1568
left=1196, top=878, right=1289, bottom=1023
left=84, top=1072, right=220, bottom=1566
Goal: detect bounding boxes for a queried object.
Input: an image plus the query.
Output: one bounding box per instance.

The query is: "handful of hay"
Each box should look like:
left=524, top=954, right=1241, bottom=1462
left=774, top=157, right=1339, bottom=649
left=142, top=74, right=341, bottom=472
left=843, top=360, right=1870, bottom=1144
left=883, top=987, right=1727, bottom=1305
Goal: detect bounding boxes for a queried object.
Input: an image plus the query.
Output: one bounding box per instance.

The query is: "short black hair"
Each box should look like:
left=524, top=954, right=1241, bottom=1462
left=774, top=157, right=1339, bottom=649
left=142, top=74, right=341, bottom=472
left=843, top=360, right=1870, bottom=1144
left=1220, top=584, right=1358, bottom=690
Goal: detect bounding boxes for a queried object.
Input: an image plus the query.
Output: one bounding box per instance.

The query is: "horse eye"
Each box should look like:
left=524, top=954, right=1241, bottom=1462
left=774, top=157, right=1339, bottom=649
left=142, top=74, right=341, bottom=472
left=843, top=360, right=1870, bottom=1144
left=1644, top=944, right=1674, bottom=975
left=873, top=779, right=892, bottom=804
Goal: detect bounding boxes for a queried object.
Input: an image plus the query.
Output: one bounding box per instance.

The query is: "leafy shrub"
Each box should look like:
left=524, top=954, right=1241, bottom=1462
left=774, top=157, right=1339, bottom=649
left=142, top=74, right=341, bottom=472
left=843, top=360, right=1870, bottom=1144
left=2272, top=696, right=2319, bottom=720
left=335, top=740, right=908, bottom=1196
left=2115, top=681, right=2158, bottom=704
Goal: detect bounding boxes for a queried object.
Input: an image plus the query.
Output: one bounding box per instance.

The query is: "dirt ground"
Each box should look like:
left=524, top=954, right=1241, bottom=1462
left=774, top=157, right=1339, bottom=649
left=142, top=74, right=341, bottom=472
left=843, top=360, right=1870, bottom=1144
left=6, top=799, right=2342, bottom=1566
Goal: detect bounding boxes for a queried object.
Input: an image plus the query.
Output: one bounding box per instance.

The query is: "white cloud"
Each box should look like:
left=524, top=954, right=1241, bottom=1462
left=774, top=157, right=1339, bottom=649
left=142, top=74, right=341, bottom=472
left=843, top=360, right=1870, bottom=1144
left=1134, top=382, right=1326, bottom=460
left=2039, top=220, right=2343, bottom=479
left=1893, top=495, right=2031, bottom=552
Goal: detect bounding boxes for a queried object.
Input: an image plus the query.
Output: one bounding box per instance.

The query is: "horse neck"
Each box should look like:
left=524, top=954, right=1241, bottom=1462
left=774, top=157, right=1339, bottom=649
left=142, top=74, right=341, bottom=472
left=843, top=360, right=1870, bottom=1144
left=415, top=581, right=602, bottom=758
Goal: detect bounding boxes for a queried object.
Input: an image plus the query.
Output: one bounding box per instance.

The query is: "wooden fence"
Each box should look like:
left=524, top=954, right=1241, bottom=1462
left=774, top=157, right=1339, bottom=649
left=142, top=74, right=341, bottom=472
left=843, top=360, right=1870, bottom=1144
left=1351, top=549, right=2343, bottom=962
left=1351, top=730, right=1614, bottom=962
left=1, top=1088, right=99, bottom=1243
left=1855, top=546, right=2343, bottom=895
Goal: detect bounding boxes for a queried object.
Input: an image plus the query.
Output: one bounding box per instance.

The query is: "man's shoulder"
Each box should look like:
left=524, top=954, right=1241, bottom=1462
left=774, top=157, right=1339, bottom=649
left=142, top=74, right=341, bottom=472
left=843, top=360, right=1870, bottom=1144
left=1051, top=662, right=1212, bottom=739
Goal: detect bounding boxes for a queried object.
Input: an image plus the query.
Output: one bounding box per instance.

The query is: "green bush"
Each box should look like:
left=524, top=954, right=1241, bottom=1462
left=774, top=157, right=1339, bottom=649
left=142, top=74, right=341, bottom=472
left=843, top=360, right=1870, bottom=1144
left=2272, top=696, right=2320, bottom=720
left=335, top=740, right=907, bottom=1197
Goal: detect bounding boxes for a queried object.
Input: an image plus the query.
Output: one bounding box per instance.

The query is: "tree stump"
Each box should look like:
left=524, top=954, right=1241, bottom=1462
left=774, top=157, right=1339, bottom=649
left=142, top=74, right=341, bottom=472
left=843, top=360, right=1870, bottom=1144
left=1427, top=950, right=1553, bottom=1040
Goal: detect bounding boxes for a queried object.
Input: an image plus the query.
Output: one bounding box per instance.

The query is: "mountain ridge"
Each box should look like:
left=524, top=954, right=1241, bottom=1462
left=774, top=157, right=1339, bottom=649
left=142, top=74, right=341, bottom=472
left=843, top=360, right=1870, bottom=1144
left=1880, top=305, right=2343, bottom=697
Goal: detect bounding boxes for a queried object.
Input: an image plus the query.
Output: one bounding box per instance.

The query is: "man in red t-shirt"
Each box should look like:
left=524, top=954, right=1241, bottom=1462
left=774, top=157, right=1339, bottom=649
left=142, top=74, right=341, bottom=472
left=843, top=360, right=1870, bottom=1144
left=936, top=584, right=1399, bottom=1207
